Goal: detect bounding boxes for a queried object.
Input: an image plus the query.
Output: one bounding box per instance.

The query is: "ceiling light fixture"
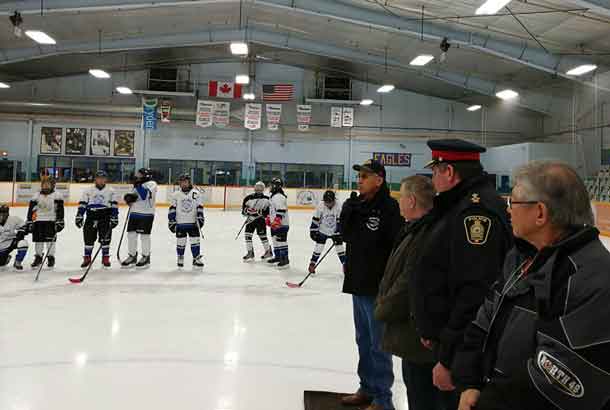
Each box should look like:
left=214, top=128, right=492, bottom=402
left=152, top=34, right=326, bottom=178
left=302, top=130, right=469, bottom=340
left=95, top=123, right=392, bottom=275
left=377, top=84, right=395, bottom=93
left=467, top=105, right=482, bottom=111
left=243, top=92, right=255, bottom=100
left=566, top=64, right=598, bottom=76
left=410, top=55, right=434, bottom=66
left=230, top=42, right=249, bottom=56
left=360, top=99, right=374, bottom=106
left=235, top=74, right=250, bottom=85
left=89, top=69, right=111, bottom=79
left=115, top=86, right=133, bottom=94
left=476, top=0, right=513, bottom=15
left=496, top=89, right=519, bottom=100
left=0, top=82, right=10, bottom=89
left=25, top=30, right=56, bottom=45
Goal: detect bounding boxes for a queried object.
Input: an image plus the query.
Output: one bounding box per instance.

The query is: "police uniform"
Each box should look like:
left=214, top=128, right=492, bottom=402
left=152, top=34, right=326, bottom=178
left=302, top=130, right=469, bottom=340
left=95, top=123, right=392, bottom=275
left=453, top=227, right=610, bottom=410
left=413, top=140, right=512, bottom=403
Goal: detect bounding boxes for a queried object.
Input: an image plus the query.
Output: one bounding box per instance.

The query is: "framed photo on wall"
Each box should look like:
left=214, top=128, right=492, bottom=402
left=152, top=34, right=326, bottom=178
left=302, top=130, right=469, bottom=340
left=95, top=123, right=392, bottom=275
left=114, top=130, right=135, bottom=157
left=65, top=128, right=87, bottom=155
left=40, top=127, right=63, bottom=154
left=90, top=129, right=111, bottom=156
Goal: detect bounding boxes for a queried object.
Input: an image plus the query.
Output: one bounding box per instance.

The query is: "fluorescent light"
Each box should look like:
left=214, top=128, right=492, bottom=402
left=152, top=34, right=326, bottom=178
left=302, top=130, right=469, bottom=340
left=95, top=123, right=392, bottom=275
left=467, top=105, right=482, bottom=111
left=115, top=86, right=133, bottom=94
left=243, top=93, right=255, bottom=100
left=496, top=89, right=519, bottom=100
left=566, top=64, right=597, bottom=76
left=235, top=74, right=250, bottom=85
left=0, top=82, right=10, bottom=89
left=25, top=30, right=56, bottom=45
left=89, top=69, right=111, bottom=79
left=410, top=55, right=435, bottom=66
left=230, top=42, right=249, bottom=56
left=476, top=0, right=513, bottom=15
left=360, top=99, right=374, bottom=106
left=377, top=84, right=395, bottom=93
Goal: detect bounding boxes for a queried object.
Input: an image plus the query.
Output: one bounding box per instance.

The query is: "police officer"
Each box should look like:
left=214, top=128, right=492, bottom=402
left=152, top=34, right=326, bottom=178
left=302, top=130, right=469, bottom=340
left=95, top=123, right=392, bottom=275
left=454, top=161, right=610, bottom=410
left=413, top=139, right=512, bottom=408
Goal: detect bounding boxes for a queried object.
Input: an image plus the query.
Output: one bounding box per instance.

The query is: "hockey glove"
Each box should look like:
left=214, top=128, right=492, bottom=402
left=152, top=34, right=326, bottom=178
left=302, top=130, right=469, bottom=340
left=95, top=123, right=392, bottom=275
left=55, top=220, right=65, bottom=233
left=110, top=216, right=119, bottom=229
left=75, top=214, right=84, bottom=229
left=265, top=216, right=271, bottom=227
left=197, top=216, right=205, bottom=229
left=270, top=216, right=282, bottom=230
left=168, top=220, right=177, bottom=233
left=25, top=221, right=33, bottom=234
left=310, top=230, right=320, bottom=242
left=124, top=193, right=138, bottom=205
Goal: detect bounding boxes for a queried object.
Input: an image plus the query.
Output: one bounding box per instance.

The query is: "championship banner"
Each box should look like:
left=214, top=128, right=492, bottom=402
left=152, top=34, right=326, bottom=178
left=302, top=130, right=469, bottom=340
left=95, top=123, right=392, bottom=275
left=142, top=97, right=158, bottom=130
left=266, top=104, right=282, bottom=131
left=245, top=103, right=262, bottom=130
left=297, top=105, right=312, bottom=132
left=213, top=102, right=231, bottom=128
left=342, top=107, right=354, bottom=128
left=331, top=107, right=342, bottom=128
left=196, top=100, right=214, bottom=128
left=160, top=99, right=172, bottom=123
left=373, top=152, right=412, bottom=167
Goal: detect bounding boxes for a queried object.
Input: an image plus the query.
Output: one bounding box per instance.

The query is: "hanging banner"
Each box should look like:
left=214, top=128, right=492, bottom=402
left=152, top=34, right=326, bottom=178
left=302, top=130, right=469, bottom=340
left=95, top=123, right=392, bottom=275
left=160, top=99, right=172, bottom=123
left=297, top=104, right=312, bottom=132
left=142, top=98, right=158, bottom=130
left=331, top=106, right=343, bottom=128
left=196, top=100, right=214, bottom=128
left=245, top=103, right=262, bottom=130
left=266, top=104, right=282, bottom=131
left=342, top=107, right=354, bottom=128
left=213, top=102, right=231, bottom=128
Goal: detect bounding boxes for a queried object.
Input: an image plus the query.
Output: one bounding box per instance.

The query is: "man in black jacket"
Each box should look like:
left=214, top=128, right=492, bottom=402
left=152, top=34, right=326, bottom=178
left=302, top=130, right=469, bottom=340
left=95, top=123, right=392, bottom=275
left=414, top=139, right=513, bottom=408
left=340, top=159, right=403, bottom=410
left=454, top=161, right=610, bottom=410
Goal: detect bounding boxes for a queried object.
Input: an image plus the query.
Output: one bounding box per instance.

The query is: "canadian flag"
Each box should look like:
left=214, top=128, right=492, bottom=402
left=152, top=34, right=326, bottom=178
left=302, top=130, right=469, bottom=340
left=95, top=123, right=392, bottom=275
left=208, top=81, right=242, bottom=99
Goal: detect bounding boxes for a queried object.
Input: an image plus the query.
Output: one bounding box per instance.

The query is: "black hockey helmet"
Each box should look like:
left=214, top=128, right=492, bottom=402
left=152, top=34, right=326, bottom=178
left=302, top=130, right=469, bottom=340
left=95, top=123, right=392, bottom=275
left=40, top=176, right=56, bottom=194
left=323, top=190, right=336, bottom=204
left=178, top=173, right=192, bottom=191
left=95, top=170, right=108, bottom=178
left=0, top=204, right=9, bottom=225
left=95, top=170, right=108, bottom=189
left=135, top=168, right=153, bottom=183
left=270, top=177, right=283, bottom=194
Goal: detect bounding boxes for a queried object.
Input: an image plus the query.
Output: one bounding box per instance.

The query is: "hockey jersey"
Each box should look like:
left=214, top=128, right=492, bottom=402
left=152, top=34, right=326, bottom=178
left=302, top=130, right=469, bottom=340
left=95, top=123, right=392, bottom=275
left=310, top=201, right=342, bottom=236
left=0, top=216, right=27, bottom=253
left=169, top=188, right=205, bottom=226
left=269, top=191, right=289, bottom=227
left=78, top=185, right=119, bottom=219
left=241, top=192, right=270, bottom=218
left=130, top=180, right=157, bottom=216
left=27, top=191, right=64, bottom=223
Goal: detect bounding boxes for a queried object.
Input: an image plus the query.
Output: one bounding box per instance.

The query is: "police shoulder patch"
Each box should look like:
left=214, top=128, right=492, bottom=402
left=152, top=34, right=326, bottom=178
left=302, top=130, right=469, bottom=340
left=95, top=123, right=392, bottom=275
left=463, top=215, right=491, bottom=245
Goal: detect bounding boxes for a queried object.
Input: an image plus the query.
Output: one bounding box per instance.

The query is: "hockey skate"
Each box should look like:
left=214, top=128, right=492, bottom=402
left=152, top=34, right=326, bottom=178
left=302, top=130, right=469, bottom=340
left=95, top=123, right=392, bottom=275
left=308, top=262, right=316, bottom=275
left=0, top=255, right=11, bottom=270
left=267, top=256, right=280, bottom=264
left=47, top=255, right=55, bottom=268
left=277, top=257, right=290, bottom=269
left=81, top=256, right=92, bottom=269
left=121, top=253, right=138, bottom=268
left=102, top=255, right=111, bottom=268
left=193, top=255, right=204, bottom=268
left=261, top=248, right=273, bottom=260
left=13, top=259, right=23, bottom=271
left=136, top=255, right=150, bottom=269
left=177, top=255, right=184, bottom=268
left=31, top=255, right=43, bottom=268
left=243, top=250, right=255, bottom=262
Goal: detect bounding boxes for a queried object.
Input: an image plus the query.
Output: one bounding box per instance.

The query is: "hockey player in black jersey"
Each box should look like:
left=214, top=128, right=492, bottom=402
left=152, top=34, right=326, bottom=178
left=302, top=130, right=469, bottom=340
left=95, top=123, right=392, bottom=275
left=241, top=181, right=272, bottom=262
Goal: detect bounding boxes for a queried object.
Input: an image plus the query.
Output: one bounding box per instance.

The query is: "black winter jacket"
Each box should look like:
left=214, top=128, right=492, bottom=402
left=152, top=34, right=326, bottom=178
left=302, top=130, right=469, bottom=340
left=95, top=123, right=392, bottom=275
left=340, top=184, right=403, bottom=296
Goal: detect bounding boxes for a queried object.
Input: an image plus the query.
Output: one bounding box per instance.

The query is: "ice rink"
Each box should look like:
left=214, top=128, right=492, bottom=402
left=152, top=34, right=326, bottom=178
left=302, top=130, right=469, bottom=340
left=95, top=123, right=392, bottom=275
left=0, top=206, right=410, bottom=410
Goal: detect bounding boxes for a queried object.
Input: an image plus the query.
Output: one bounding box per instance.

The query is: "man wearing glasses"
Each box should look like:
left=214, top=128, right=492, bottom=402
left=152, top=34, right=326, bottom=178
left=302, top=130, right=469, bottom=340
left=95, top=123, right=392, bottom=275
left=413, top=139, right=513, bottom=409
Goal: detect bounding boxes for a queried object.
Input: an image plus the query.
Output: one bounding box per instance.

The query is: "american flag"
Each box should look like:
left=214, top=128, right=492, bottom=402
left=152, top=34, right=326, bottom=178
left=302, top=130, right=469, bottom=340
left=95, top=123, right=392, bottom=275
left=263, top=84, right=294, bottom=102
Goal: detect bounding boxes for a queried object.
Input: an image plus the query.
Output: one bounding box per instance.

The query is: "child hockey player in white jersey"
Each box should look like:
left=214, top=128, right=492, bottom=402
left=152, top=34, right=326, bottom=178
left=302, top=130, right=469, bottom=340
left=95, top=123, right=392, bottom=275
left=0, top=204, right=28, bottom=270
left=266, top=177, right=290, bottom=268
left=76, top=170, right=119, bottom=268
left=26, top=177, right=64, bottom=268
left=168, top=174, right=205, bottom=268
left=241, top=181, right=272, bottom=262
left=308, top=190, right=346, bottom=274
left=122, top=168, right=157, bottom=269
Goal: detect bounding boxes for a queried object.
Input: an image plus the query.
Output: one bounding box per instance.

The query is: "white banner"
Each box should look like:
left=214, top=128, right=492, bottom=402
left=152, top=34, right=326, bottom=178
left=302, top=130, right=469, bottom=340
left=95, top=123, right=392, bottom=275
left=297, top=105, right=312, bottom=131
left=331, top=107, right=343, bottom=128
left=245, top=103, right=262, bottom=130
left=196, top=100, right=214, bottom=128
left=213, top=102, right=231, bottom=128
left=266, top=104, right=282, bottom=131
left=342, top=107, right=354, bottom=128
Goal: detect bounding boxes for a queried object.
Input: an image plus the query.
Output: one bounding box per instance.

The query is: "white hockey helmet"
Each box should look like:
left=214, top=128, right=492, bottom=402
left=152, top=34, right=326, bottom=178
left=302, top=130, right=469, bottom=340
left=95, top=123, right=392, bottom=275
left=254, top=181, right=265, bottom=193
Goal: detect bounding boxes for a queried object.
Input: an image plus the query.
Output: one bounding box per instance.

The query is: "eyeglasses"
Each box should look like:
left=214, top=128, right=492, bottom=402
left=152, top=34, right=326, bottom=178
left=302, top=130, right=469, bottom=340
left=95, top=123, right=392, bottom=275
left=506, top=197, right=539, bottom=209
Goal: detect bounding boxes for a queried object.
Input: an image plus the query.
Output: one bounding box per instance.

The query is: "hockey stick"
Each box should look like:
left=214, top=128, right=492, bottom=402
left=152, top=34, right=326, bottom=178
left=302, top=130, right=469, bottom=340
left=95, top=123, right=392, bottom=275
left=68, top=230, right=112, bottom=284
left=235, top=215, right=263, bottom=240
left=34, top=234, right=57, bottom=282
left=286, top=244, right=336, bottom=289
left=116, top=206, right=131, bottom=262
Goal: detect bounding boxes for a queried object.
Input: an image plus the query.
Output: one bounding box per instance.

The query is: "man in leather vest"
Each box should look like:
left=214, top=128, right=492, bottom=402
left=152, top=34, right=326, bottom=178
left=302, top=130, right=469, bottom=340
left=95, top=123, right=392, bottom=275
left=413, top=139, right=513, bottom=408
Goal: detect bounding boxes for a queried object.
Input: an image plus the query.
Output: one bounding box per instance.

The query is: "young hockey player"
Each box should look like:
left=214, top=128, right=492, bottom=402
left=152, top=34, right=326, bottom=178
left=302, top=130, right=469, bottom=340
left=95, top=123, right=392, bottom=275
left=308, top=190, right=346, bottom=274
left=122, top=168, right=157, bottom=269
left=241, top=181, right=272, bottom=262
left=168, top=174, right=205, bottom=268
left=75, top=170, right=119, bottom=268
left=0, top=204, right=28, bottom=270
left=266, top=177, right=290, bottom=268
left=26, top=177, right=64, bottom=268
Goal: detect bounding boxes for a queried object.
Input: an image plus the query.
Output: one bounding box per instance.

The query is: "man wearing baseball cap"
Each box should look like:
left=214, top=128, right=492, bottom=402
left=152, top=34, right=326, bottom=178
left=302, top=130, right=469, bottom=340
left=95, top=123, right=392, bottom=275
left=413, top=139, right=513, bottom=408
left=340, top=159, right=403, bottom=410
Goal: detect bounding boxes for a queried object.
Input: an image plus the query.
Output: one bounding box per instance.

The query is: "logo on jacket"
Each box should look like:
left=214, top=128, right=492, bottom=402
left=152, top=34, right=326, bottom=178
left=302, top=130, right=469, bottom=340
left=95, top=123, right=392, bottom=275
left=366, top=216, right=380, bottom=231
left=464, top=215, right=491, bottom=245
left=537, top=351, right=584, bottom=398
left=181, top=199, right=194, bottom=213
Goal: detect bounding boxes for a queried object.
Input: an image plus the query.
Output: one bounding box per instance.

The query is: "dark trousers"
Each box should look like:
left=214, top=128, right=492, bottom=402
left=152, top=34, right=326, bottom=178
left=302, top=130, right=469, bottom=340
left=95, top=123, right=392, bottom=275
left=402, top=360, right=450, bottom=410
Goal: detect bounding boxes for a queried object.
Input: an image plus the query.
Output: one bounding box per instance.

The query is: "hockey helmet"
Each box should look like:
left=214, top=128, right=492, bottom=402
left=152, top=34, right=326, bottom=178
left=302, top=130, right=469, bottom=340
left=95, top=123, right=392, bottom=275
left=323, top=190, right=336, bottom=206
left=254, top=181, right=265, bottom=194
left=178, top=173, right=193, bottom=191
left=40, top=176, right=56, bottom=194
left=270, top=177, right=283, bottom=194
